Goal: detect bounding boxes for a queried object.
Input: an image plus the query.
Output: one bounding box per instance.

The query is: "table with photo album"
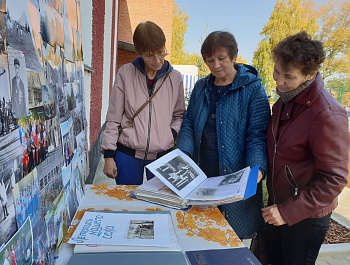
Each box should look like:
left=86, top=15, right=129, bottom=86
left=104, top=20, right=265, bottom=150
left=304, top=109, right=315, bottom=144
left=56, top=184, right=261, bottom=265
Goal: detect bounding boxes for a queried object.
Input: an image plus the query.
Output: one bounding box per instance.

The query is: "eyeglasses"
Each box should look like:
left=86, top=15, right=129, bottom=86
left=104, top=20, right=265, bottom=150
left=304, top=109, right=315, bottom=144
left=142, top=52, right=169, bottom=62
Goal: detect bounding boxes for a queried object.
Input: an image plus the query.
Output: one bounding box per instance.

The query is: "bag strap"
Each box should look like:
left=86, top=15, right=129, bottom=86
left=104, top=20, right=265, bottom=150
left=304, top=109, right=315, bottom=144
left=128, top=71, right=171, bottom=126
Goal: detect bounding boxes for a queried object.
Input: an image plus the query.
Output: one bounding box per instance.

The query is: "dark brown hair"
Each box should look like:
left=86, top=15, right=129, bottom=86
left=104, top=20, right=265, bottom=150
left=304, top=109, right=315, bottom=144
left=272, top=31, right=325, bottom=75
left=133, top=21, right=166, bottom=54
left=201, top=31, right=238, bottom=61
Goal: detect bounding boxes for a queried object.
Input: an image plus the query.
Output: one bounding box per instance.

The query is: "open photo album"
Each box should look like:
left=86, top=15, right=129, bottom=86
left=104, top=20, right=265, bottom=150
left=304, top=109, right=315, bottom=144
left=133, top=149, right=259, bottom=209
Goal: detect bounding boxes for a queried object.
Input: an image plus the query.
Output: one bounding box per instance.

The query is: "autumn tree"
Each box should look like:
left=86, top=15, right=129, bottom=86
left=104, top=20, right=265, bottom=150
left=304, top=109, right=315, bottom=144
left=252, top=0, right=318, bottom=95
left=316, top=0, right=350, bottom=80
left=171, top=3, right=209, bottom=78
left=171, top=3, right=188, bottom=65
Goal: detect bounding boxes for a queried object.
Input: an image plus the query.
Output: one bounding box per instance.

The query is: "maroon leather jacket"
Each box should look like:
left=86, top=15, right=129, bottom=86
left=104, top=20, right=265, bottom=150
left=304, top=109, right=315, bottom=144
left=267, top=74, right=349, bottom=226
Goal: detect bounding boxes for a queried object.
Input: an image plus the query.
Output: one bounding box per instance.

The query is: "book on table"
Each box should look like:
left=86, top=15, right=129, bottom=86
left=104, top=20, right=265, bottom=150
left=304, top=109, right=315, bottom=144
left=133, top=149, right=259, bottom=210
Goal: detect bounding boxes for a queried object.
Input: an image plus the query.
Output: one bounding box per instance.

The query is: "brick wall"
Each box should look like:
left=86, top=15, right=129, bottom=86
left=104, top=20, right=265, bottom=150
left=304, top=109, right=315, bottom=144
left=117, top=0, right=174, bottom=70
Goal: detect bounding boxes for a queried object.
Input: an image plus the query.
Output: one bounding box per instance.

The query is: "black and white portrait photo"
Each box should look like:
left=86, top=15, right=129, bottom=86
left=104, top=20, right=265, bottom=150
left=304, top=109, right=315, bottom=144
left=42, top=84, right=57, bottom=119
left=46, top=117, right=62, bottom=153
left=127, top=220, right=154, bottom=239
left=0, top=67, right=17, bottom=137
left=156, top=155, right=199, bottom=191
left=8, top=47, right=29, bottom=118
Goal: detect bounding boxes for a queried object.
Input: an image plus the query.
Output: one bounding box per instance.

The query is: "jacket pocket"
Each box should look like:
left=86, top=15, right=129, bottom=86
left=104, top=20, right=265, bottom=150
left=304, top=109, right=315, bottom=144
left=284, top=165, right=299, bottom=197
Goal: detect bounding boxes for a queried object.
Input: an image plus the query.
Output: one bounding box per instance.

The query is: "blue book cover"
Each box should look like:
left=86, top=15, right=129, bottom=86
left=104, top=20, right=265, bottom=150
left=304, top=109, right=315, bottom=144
left=186, top=247, right=262, bottom=265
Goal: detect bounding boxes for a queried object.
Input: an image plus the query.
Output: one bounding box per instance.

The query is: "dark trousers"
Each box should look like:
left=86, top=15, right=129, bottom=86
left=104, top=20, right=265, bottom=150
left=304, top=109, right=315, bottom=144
left=114, top=150, right=155, bottom=185
left=266, top=213, right=331, bottom=265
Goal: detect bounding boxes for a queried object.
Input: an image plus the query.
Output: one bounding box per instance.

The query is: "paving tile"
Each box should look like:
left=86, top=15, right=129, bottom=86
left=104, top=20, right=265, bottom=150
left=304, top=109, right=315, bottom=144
left=316, top=261, right=330, bottom=265
left=326, top=258, right=350, bottom=265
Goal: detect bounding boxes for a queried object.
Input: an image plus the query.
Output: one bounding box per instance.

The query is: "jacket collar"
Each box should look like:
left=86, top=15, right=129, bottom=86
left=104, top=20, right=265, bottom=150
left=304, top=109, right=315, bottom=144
left=294, top=72, right=323, bottom=107
left=131, top=56, right=173, bottom=82
left=203, top=63, right=261, bottom=92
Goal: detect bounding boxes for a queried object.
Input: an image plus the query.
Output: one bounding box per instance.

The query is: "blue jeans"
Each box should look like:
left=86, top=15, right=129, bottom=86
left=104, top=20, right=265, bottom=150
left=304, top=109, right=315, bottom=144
left=266, top=213, right=331, bottom=265
left=114, top=150, right=155, bottom=185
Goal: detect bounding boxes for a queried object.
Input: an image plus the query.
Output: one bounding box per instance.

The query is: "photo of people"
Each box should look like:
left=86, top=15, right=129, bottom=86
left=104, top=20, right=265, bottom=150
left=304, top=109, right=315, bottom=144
left=60, top=117, right=73, bottom=167
left=8, top=47, right=29, bottom=118
left=156, top=156, right=199, bottom=191
left=18, top=107, right=48, bottom=175
left=0, top=217, right=33, bottom=265
left=42, top=84, right=57, bottom=119
left=6, top=0, right=44, bottom=72
left=27, top=70, right=44, bottom=109
left=37, top=147, right=63, bottom=217
left=0, top=68, right=17, bottom=137
left=46, top=117, right=62, bottom=152
left=0, top=129, right=23, bottom=248
left=13, top=168, right=41, bottom=228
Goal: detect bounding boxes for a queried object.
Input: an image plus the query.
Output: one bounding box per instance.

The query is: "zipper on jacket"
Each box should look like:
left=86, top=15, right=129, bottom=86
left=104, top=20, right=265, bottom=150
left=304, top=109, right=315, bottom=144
left=144, top=99, right=152, bottom=160
left=284, top=165, right=298, bottom=196
left=270, top=104, right=300, bottom=204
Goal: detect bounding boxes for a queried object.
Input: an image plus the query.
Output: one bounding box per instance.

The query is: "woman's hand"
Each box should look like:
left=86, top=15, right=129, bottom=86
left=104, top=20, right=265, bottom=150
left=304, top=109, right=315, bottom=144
left=103, top=158, right=118, bottom=179
left=258, top=170, right=263, bottom=183
left=262, top=204, right=286, bottom=226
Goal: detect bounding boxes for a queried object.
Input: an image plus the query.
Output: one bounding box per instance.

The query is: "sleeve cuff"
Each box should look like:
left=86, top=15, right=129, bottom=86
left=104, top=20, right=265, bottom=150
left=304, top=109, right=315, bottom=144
left=103, top=150, right=115, bottom=158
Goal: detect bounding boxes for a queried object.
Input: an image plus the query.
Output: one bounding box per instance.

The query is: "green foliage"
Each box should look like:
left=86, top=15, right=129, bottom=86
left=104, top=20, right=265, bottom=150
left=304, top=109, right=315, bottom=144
left=252, top=0, right=318, bottom=96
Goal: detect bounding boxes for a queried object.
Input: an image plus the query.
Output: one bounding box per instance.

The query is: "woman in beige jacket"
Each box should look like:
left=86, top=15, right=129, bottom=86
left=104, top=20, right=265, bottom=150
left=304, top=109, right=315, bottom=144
left=101, top=21, right=185, bottom=185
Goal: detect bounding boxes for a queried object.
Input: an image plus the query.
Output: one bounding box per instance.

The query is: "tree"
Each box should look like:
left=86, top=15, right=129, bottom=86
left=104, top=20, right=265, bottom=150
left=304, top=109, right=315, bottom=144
left=252, top=0, right=319, bottom=95
left=316, top=0, right=350, bottom=80
left=171, top=3, right=188, bottom=65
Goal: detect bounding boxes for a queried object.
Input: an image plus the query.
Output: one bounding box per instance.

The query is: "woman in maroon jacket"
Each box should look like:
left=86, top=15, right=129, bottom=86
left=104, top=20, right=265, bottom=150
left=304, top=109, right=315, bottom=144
left=263, top=32, right=349, bottom=264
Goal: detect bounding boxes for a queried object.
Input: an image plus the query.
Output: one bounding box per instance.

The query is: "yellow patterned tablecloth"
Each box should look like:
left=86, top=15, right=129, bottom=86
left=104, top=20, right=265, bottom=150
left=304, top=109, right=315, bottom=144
left=65, top=184, right=243, bottom=251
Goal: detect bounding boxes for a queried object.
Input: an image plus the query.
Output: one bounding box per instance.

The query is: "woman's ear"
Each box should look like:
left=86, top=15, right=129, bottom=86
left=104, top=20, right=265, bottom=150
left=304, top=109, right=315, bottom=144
left=306, top=70, right=318, bottom=81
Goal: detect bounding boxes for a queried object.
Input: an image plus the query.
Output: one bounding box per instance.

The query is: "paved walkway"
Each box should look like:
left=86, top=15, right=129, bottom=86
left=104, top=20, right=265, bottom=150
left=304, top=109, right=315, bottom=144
left=92, top=156, right=350, bottom=264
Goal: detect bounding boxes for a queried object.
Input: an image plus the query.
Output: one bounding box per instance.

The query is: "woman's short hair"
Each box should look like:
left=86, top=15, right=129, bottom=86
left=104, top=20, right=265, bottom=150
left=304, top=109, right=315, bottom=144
left=201, top=31, right=238, bottom=61
left=133, top=21, right=166, bottom=54
left=272, top=31, right=325, bottom=75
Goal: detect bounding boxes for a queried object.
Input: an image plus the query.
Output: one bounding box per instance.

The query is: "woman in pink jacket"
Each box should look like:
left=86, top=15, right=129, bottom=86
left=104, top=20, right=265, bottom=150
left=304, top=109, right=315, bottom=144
left=101, top=21, right=185, bottom=184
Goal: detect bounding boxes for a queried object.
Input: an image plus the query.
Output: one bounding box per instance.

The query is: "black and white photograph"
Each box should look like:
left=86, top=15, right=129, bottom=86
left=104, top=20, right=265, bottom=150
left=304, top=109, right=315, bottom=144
left=71, top=157, right=84, bottom=205
left=75, top=130, right=85, bottom=162
left=18, top=107, right=48, bottom=176
left=42, top=84, right=57, bottom=119
left=63, top=16, right=74, bottom=62
left=27, top=70, right=44, bottom=109
left=0, top=12, right=8, bottom=67
left=6, top=0, right=44, bottom=72
left=188, top=188, right=217, bottom=200
left=0, top=129, right=23, bottom=248
left=13, top=168, right=41, bottom=228
left=70, top=107, right=82, bottom=149
left=219, top=170, right=244, bottom=186
left=62, top=166, right=78, bottom=226
left=156, top=155, right=199, bottom=191
left=8, top=47, right=29, bottom=118
left=40, top=0, right=57, bottom=47
left=37, top=147, right=63, bottom=219
left=0, top=67, right=17, bottom=137
left=46, top=116, right=62, bottom=152
left=51, top=190, right=65, bottom=248
left=60, top=117, right=73, bottom=167
left=0, top=217, right=33, bottom=265
left=128, top=220, right=155, bottom=239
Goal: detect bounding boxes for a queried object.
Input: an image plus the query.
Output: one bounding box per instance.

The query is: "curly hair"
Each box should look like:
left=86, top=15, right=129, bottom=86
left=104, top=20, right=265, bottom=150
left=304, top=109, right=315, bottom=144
left=201, top=31, right=238, bottom=61
left=272, top=31, right=325, bottom=75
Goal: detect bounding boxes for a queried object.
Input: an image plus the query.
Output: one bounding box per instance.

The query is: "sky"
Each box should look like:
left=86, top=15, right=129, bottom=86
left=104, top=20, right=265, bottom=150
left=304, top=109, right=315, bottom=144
left=175, top=0, right=324, bottom=65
